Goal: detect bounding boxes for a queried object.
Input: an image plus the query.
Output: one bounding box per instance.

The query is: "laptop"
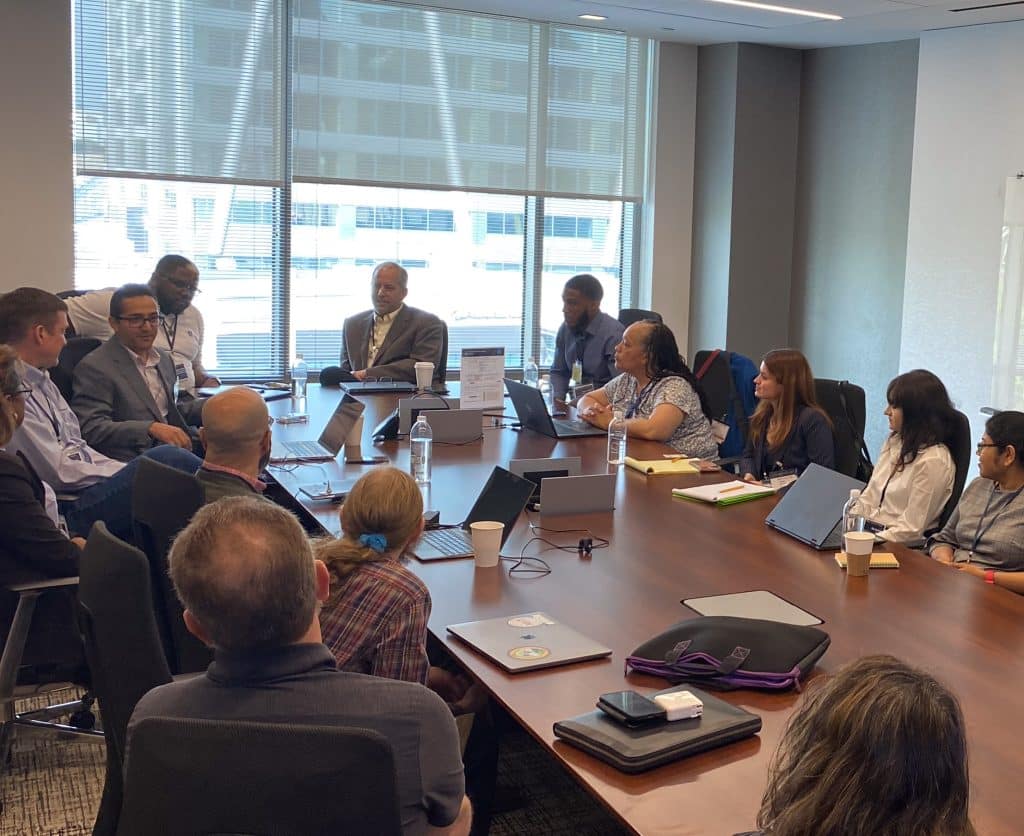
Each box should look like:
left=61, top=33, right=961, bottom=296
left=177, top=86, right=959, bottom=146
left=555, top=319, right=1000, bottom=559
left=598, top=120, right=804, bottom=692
left=270, top=394, right=365, bottom=463
left=341, top=380, right=418, bottom=395
left=426, top=408, right=483, bottom=443
left=447, top=612, right=612, bottom=672
left=508, top=456, right=582, bottom=502
left=398, top=396, right=460, bottom=435
left=411, top=466, right=535, bottom=561
left=504, top=379, right=605, bottom=439
left=765, top=463, right=866, bottom=550
left=539, top=473, right=617, bottom=515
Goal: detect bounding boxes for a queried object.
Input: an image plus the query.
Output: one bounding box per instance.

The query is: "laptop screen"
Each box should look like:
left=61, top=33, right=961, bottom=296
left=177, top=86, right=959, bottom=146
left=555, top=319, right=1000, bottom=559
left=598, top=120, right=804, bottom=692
left=317, top=394, right=365, bottom=454
left=462, top=466, right=536, bottom=544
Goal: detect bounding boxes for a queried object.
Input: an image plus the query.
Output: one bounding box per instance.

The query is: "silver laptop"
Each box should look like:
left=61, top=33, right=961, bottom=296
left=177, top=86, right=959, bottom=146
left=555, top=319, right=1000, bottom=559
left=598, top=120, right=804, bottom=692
left=447, top=612, right=612, bottom=672
left=539, top=473, right=616, bottom=515
left=427, top=408, right=483, bottom=443
left=412, top=466, right=535, bottom=561
left=270, top=394, right=365, bottom=463
left=504, top=379, right=605, bottom=439
left=765, top=463, right=865, bottom=550
left=508, top=456, right=582, bottom=502
left=399, top=396, right=460, bottom=434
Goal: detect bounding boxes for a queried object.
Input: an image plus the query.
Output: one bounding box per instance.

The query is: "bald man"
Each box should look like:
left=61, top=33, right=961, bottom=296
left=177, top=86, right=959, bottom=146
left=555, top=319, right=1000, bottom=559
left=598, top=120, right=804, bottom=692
left=195, top=387, right=273, bottom=503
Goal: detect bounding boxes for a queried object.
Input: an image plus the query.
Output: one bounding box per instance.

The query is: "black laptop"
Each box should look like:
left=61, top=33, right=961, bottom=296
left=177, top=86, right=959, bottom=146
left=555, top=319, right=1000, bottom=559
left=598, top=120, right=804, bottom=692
left=764, top=463, right=865, bottom=550
left=504, top=379, right=605, bottom=439
left=412, top=466, right=535, bottom=561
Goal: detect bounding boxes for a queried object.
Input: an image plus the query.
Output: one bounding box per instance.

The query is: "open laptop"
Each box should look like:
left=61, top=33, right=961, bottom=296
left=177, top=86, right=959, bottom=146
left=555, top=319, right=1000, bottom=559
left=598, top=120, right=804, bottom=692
left=447, top=612, right=612, bottom=672
left=412, top=466, right=535, bottom=561
left=765, top=463, right=865, bottom=550
left=270, top=394, right=365, bottom=463
left=504, top=379, right=605, bottom=439
left=539, top=473, right=616, bottom=515
left=398, top=396, right=460, bottom=434
left=509, top=456, right=582, bottom=503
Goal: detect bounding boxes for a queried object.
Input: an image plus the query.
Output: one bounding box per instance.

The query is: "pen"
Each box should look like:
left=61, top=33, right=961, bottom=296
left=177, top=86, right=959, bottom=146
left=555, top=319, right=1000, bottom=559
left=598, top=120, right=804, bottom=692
left=719, top=485, right=746, bottom=495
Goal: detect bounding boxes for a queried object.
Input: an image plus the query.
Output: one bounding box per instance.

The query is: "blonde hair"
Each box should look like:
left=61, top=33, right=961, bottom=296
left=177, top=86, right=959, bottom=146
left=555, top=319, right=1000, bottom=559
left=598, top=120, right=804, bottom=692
left=314, top=468, right=423, bottom=601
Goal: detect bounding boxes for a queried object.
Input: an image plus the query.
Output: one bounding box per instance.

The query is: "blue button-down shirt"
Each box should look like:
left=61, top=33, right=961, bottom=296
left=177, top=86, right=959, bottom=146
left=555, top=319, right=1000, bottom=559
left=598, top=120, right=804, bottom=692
left=550, top=311, right=624, bottom=400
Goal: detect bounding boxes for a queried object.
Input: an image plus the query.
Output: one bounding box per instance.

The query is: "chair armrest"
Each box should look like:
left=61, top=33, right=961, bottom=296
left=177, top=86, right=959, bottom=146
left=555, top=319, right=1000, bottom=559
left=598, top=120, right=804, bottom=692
left=7, top=576, right=80, bottom=594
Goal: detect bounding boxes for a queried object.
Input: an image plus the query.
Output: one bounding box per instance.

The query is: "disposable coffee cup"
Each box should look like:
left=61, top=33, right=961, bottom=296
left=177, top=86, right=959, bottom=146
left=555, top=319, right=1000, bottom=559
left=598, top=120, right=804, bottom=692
left=843, top=531, right=875, bottom=577
left=414, top=361, right=434, bottom=390
left=470, top=520, right=504, bottom=568
left=344, top=414, right=364, bottom=462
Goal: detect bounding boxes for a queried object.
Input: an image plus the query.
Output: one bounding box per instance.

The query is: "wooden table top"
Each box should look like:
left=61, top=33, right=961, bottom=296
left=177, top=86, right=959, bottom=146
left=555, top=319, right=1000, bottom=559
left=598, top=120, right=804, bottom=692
left=268, top=385, right=1024, bottom=836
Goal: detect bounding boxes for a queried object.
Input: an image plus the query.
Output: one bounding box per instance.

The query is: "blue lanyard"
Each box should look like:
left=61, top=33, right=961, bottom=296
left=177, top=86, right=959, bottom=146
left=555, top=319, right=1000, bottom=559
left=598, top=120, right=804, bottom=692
left=625, top=379, right=657, bottom=419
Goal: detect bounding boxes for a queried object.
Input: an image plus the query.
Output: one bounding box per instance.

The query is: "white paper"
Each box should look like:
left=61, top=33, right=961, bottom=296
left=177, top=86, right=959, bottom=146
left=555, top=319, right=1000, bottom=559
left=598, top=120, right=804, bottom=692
left=460, top=347, right=505, bottom=410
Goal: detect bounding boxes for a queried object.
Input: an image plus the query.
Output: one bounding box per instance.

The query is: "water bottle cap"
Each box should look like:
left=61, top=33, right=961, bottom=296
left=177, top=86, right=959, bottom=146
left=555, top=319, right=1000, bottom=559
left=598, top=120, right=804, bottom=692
left=849, top=489, right=860, bottom=499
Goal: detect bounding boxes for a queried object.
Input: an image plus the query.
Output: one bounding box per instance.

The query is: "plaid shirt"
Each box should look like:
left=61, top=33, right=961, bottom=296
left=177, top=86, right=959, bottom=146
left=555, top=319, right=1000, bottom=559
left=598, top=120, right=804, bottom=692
left=319, top=559, right=431, bottom=685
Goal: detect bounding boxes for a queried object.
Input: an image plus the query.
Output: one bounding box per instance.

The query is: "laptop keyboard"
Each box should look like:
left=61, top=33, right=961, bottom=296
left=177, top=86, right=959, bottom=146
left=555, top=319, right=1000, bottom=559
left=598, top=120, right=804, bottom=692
left=420, top=527, right=472, bottom=556
left=283, top=440, right=329, bottom=459
left=553, top=418, right=593, bottom=433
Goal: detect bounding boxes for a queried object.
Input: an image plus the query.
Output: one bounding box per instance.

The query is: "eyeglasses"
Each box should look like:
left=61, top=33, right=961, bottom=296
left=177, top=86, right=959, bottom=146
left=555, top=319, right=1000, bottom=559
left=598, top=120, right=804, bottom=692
left=159, top=273, right=201, bottom=294
left=976, top=442, right=1001, bottom=453
left=116, top=314, right=165, bottom=329
left=3, top=385, right=31, bottom=399
left=268, top=416, right=275, bottom=426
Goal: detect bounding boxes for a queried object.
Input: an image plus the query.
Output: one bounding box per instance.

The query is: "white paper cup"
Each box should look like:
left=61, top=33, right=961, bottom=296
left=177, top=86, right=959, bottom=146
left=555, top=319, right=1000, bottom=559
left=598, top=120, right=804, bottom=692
left=344, top=414, right=364, bottom=461
left=843, top=531, right=875, bottom=577
left=414, top=361, right=434, bottom=390
left=470, top=520, right=504, bottom=568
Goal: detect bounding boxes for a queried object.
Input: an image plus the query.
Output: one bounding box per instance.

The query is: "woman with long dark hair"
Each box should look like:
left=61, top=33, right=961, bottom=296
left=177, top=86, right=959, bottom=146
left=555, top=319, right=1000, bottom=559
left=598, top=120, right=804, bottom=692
left=859, top=370, right=956, bottom=545
left=577, top=320, right=717, bottom=458
left=928, top=410, right=1024, bottom=594
left=741, top=349, right=834, bottom=483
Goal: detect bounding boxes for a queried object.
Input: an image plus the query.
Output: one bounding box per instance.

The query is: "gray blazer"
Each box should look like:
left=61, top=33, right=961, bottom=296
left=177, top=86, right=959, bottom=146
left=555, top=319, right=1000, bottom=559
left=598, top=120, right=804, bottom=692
left=72, top=337, right=192, bottom=462
left=339, top=305, right=445, bottom=384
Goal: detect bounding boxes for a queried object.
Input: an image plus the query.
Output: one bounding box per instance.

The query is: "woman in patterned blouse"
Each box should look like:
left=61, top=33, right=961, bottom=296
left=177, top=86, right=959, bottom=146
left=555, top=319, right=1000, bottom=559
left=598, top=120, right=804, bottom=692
left=577, top=319, right=718, bottom=458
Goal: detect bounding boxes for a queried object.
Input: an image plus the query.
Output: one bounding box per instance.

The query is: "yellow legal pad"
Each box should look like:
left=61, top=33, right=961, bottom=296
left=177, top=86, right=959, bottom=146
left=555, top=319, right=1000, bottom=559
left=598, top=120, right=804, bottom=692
left=834, top=552, right=901, bottom=569
left=624, top=456, right=698, bottom=475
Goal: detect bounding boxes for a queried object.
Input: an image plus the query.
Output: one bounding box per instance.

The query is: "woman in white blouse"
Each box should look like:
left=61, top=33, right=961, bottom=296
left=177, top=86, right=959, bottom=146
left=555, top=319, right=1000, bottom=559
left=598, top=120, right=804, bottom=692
left=859, top=370, right=957, bottom=546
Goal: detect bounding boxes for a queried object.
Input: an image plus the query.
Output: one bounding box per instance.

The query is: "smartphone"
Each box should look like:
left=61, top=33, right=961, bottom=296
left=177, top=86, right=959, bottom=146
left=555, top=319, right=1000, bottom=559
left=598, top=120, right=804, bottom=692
left=597, top=690, right=666, bottom=727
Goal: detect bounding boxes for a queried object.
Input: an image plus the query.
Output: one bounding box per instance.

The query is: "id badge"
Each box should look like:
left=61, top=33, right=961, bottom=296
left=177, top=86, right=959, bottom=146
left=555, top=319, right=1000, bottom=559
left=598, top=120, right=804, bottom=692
left=765, top=467, right=798, bottom=490
left=174, top=362, right=189, bottom=382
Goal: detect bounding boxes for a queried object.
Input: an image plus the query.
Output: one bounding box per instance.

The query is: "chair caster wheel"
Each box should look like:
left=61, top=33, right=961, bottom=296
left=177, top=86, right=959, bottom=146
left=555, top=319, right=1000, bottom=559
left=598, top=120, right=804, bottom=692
left=70, top=710, right=96, bottom=730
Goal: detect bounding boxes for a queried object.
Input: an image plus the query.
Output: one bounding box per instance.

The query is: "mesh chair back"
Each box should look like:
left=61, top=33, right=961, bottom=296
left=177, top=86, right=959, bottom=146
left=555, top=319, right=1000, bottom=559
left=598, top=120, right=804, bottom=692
left=78, top=522, right=173, bottom=836
left=50, top=337, right=101, bottom=402
left=617, top=308, right=662, bottom=327
left=118, top=718, right=403, bottom=836
left=131, top=457, right=209, bottom=675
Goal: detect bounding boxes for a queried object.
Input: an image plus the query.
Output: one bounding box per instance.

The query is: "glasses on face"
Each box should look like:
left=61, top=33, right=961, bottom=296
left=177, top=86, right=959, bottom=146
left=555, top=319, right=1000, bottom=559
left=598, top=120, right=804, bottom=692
left=268, top=416, right=275, bottom=426
left=116, top=314, right=165, bottom=329
left=160, top=273, right=201, bottom=294
left=977, top=442, right=1001, bottom=454
left=4, top=385, right=31, bottom=400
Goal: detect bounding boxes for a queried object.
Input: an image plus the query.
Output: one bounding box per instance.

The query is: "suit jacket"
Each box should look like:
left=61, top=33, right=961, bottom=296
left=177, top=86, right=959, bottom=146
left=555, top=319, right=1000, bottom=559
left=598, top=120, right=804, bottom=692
left=339, top=306, right=445, bottom=384
left=72, top=337, right=192, bottom=462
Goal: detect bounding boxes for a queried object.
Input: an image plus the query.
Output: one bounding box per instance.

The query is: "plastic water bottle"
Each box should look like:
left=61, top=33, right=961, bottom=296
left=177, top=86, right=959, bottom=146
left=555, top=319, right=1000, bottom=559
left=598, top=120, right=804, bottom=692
left=410, top=414, right=433, bottom=485
left=538, top=374, right=553, bottom=412
left=842, top=489, right=865, bottom=534
left=290, top=353, right=308, bottom=399
left=607, top=410, right=627, bottom=465
left=523, top=357, right=539, bottom=387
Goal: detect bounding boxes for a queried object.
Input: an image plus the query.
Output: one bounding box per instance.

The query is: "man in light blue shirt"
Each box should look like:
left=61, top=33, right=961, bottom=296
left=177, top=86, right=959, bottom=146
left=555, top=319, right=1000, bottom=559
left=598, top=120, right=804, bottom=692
left=0, top=288, right=200, bottom=540
left=550, top=274, right=624, bottom=404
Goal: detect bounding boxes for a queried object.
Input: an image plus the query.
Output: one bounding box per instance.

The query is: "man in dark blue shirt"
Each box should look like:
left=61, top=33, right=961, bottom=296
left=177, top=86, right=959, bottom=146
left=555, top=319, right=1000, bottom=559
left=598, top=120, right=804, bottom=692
left=550, top=274, right=624, bottom=404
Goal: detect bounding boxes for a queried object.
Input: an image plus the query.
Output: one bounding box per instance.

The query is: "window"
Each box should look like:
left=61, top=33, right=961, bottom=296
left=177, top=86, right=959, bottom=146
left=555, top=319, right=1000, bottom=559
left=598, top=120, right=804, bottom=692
left=73, top=0, right=649, bottom=377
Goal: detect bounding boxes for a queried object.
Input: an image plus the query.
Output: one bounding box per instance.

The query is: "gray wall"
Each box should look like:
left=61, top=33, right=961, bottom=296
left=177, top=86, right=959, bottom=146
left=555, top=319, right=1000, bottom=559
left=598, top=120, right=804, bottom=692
left=790, top=40, right=919, bottom=454
left=0, top=0, right=73, bottom=294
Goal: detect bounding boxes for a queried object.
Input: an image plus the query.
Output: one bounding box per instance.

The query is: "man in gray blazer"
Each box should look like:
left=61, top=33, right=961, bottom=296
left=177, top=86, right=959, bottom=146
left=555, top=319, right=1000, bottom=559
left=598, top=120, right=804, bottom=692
left=339, top=262, right=445, bottom=384
left=72, top=284, right=196, bottom=462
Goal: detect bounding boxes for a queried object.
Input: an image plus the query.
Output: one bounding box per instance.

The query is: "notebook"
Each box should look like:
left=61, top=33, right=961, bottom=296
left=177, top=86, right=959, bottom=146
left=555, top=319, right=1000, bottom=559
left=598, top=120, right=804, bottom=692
left=539, top=473, right=616, bottom=515
left=624, top=456, right=699, bottom=475
left=834, top=552, right=900, bottom=569
left=411, top=466, right=535, bottom=561
left=270, top=394, right=365, bottom=463
left=446, top=612, right=612, bottom=672
left=764, top=463, right=866, bottom=550
left=504, top=379, right=605, bottom=439
left=672, top=480, right=775, bottom=506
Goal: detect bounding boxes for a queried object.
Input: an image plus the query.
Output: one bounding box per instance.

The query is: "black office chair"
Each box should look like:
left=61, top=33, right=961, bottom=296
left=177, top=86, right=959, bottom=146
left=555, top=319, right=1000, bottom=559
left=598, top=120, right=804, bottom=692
left=437, top=320, right=449, bottom=386
left=117, top=718, right=403, bottom=836
left=814, top=378, right=873, bottom=481
left=78, top=521, right=173, bottom=836
left=933, top=410, right=972, bottom=533
left=617, top=308, right=662, bottom=327
left=131, top=457, right=210, bottom=675
left=49, top=336, right=101, bottom=403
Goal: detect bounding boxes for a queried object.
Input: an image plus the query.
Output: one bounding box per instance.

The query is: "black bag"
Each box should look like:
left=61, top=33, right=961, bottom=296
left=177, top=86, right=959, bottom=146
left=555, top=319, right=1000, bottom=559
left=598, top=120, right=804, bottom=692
left=626, top=616, right=830, bottom=691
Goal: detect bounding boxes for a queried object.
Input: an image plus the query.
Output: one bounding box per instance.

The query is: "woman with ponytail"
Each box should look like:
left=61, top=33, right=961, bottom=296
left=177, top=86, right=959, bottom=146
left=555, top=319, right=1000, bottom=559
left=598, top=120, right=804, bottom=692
left=315, top=467, right=430, bottom=684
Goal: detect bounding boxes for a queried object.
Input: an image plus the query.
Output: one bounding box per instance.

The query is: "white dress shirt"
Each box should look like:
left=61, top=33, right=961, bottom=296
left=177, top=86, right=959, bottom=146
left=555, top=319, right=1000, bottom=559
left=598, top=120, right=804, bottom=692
left=367, top=304, right=403, bottom=368
left=122, top=342, right=170, bottom=420
left=859, top=435, right=955, bottom=545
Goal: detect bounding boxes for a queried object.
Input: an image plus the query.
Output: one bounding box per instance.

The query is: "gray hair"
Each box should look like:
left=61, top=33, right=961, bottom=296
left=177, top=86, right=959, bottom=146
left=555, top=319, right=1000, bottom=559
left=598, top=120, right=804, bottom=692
left=372, top=261, right=408, bottom=289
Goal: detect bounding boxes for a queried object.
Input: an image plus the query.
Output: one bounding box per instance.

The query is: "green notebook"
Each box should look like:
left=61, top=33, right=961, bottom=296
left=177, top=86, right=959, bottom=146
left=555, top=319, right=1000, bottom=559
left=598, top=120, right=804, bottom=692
left=672, top=480, right=775, bottom=506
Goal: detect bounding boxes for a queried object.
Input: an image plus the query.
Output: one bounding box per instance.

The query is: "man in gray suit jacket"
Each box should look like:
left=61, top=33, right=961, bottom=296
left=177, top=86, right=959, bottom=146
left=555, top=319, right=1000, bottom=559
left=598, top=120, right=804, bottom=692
left=72, top=284, right=196, bottom=462
left=339, top=262, right=445, bottom=384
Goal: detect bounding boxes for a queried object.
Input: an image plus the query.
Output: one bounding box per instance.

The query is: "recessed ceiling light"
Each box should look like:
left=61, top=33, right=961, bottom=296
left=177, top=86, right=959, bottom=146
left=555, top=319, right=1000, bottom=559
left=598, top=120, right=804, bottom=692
left=704, top=0, right=842, bottom=20
left=578, top=13, right=608, bottom=21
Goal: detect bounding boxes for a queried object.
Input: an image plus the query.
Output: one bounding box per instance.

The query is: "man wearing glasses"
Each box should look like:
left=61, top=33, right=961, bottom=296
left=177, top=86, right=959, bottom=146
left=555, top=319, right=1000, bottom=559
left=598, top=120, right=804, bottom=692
left=64, top=255, right=219, bottom=401
left=72, top=284, right=198, bottom=462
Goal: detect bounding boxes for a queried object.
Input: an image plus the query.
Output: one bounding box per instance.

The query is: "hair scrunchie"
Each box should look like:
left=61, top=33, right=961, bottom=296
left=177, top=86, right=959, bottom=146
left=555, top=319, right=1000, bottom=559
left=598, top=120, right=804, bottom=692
left=358, top=533, right=388, bottom=553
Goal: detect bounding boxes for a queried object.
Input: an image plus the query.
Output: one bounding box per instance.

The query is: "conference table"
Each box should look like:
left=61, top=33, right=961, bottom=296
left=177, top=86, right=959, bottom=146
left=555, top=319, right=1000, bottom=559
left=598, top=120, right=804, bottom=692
left=267, top=384, right=1024, bottom=836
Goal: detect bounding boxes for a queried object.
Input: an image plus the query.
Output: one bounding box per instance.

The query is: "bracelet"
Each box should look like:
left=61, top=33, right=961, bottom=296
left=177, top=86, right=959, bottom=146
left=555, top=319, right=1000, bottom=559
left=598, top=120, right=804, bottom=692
left=985, top=569, right=996, bottom=585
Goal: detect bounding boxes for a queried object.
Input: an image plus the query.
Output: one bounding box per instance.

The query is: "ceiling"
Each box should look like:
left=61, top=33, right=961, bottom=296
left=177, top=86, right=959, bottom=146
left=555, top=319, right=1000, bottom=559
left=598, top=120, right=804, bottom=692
left=428, top=0, right=1024, bottom=48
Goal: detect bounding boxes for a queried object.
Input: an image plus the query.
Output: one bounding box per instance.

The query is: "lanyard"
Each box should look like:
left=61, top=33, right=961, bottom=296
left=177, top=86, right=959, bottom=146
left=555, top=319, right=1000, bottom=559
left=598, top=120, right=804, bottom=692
left=876, top=469, right=897, bottom=512
left=625, top=378, right=657, bottom=419
left=161, top=314, right=179, bottom=352
left=969, top=484, right=1024, bottom=557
